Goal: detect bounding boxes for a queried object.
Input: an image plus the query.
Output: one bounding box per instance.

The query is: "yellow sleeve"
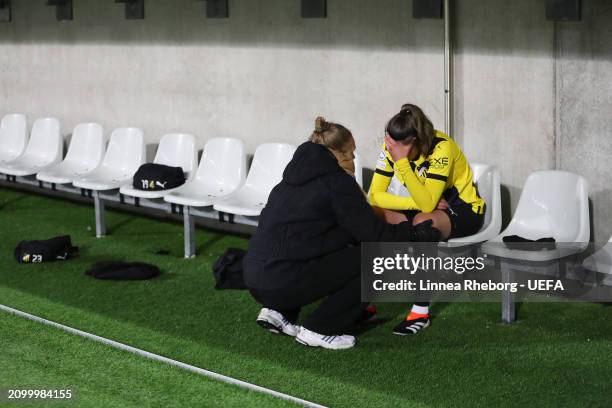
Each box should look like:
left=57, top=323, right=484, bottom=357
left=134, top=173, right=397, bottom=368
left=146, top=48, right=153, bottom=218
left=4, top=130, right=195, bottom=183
left=395, top=141, right=453, bottom=213
left=368, top=147, right=420, bottom=210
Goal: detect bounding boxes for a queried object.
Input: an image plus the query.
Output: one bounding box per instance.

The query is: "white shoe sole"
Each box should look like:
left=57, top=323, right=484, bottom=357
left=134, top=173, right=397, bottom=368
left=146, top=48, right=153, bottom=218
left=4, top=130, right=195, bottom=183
left=295, top=335, right=355, bottom=350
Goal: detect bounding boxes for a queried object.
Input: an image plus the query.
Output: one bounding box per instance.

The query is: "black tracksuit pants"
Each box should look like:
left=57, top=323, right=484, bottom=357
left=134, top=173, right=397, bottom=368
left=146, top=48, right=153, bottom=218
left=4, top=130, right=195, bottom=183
left=250, top=246, right=367, bottom=335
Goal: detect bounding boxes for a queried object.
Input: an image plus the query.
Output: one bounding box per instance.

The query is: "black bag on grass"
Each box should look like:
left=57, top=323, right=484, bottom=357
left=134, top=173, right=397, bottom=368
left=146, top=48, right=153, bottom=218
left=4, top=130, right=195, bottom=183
left=133, top=163, right=186, bottom=191
left=212, top=248, right=247, bottom=290
left=14, top=235, right=78, bottom=264
left=86, top=261, right=160, bottom=280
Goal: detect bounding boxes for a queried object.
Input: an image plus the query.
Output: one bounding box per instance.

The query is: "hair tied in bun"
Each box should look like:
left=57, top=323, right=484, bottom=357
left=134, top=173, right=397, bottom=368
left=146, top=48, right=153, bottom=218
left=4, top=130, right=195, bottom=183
left=314, top=116, right=332, bottom=133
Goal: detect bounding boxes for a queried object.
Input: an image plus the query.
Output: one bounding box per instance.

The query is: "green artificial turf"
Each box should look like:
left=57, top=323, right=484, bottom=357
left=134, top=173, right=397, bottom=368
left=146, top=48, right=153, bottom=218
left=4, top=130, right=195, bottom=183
left=0, top=311, right=295, bottom=408
left=1, top=186, right=612, bottom=407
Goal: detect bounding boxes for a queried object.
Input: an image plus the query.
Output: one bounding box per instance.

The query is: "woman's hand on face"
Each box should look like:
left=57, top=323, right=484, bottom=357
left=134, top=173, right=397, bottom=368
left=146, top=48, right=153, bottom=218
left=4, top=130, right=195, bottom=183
left=436, top=198, right=449, bottom=210
left=385, top=135, right=412, bottom=162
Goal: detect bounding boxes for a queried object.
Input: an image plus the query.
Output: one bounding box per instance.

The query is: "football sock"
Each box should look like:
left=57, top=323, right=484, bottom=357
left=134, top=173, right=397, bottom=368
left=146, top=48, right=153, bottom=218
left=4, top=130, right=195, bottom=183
left=407, top=304, right=429, bottom=320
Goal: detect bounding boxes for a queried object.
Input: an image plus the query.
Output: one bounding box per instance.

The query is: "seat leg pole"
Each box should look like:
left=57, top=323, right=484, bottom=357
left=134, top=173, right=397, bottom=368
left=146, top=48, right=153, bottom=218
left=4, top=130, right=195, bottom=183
left=500, top=260, right=516, bottom=323
left=184, top=206, right=196, bottom=259
left=93, top=191, right=106, bottom=238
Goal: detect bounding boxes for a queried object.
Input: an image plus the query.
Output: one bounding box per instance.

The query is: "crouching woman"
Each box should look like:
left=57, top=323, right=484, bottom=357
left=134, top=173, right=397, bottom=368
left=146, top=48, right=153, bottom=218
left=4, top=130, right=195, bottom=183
left=243, top=117, right=439, bottom=350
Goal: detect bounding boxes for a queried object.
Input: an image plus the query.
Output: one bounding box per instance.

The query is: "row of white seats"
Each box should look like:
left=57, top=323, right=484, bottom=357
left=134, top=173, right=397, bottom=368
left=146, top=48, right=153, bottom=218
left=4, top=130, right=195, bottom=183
left=0, top=115, right=364, bottom=212
left=0, top=115, right=289, bottom=225
left=2, top=114, right=608, bottom=324
left=1, top=114, right=590, bottom=257
left=0, top=114, right=362, bottom=256
left=0, top=114, right=593, bottom=253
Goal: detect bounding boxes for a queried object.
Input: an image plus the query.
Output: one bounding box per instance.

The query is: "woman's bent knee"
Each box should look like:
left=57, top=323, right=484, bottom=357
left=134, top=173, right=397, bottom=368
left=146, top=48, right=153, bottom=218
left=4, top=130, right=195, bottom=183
left=412, top=211, right=451, bottom=239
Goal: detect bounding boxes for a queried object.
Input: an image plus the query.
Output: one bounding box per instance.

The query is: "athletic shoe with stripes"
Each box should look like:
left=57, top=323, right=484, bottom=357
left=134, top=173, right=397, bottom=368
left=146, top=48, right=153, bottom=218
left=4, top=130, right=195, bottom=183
left=392, top=317, right=431, bottom=335
left=256, top=308, right=300, bottom=337
left=295, top=327, right=356, bottom=350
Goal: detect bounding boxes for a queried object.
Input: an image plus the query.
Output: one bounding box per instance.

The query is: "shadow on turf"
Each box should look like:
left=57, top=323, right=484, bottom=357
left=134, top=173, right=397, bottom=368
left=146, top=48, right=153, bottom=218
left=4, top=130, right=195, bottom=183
left=107, top=217, right=137, bottom=235
left=347, top=317, right=392, bottom=336
left=197, top=234, right=226, bottom=255
left=1, top=194, right=30, bottom=209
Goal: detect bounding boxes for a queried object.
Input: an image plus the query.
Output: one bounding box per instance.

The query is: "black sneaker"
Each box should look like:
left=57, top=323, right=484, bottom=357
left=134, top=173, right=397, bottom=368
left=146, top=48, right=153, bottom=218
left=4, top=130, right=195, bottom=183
left=392, top=317, right=431, bottom=335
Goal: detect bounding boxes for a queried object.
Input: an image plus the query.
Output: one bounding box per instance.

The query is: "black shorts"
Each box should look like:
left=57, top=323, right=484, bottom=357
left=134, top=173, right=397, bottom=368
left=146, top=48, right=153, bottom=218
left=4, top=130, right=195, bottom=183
left=403, top=204, right=485, bottom=240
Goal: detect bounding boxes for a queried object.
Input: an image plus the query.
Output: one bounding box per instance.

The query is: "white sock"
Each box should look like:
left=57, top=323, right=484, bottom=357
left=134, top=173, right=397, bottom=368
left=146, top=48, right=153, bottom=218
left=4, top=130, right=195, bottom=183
left=410, top=304, right=429, bottom=316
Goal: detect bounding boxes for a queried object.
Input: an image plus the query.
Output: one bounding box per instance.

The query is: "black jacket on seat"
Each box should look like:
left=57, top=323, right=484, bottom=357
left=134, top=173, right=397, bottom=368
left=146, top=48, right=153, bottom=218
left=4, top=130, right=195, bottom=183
left=244, top=141, right=417, bottom=290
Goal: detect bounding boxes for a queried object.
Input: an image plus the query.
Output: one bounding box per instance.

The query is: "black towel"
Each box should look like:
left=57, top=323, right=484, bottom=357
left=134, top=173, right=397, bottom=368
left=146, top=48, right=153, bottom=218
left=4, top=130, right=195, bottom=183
left=86, top=261, right=160, bottom=280
left=502, top=235, right=556, bottom=251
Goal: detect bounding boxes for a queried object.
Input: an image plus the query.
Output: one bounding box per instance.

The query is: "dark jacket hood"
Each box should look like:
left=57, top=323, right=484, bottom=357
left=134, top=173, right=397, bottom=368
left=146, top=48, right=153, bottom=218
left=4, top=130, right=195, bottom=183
left=283, top=142, right=342, bottom=185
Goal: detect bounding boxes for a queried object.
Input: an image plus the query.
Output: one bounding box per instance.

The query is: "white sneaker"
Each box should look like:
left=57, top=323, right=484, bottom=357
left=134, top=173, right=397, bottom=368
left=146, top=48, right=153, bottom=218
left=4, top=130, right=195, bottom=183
left=256, top=308, right=300, bottom=337
left=295, top=327, right=356, bottom=350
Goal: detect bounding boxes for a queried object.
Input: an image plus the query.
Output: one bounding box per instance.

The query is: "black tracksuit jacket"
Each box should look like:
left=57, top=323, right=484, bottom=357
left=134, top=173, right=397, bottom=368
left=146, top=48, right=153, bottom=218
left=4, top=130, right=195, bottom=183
left=244, top=141, right=417, bottom=290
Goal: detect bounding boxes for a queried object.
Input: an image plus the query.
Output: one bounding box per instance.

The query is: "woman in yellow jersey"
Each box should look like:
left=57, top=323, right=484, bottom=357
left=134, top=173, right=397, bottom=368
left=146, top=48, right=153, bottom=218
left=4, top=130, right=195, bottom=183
left=369, top=103, right=486, bottom=335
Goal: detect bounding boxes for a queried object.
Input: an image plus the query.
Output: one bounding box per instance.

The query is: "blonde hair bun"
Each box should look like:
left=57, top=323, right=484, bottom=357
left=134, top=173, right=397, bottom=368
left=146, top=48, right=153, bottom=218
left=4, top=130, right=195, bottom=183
left=314, top=116, right=331, bottom=133
left=309, top=115, right=353, bottom=151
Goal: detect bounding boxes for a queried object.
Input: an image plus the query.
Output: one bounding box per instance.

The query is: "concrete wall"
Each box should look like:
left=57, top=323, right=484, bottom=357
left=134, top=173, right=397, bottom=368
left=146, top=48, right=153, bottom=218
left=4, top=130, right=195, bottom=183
left=0, top=0, right=611, bottom=240
left=555, top=0, right=612, bottom=242
left=0, top=0, right=444, bottom=160
left=454, top=0, right=555, bottom=225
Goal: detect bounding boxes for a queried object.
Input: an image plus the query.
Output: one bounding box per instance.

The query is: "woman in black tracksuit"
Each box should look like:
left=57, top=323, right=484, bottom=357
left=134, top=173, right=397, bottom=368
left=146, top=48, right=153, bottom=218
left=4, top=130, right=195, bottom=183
left=244, top=117, right=439, bottom=350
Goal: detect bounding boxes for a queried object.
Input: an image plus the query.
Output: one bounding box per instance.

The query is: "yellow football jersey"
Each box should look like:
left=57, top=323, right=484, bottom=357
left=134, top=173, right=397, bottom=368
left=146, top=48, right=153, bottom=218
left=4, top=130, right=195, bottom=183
left=369, top=131, right=485, bottom=215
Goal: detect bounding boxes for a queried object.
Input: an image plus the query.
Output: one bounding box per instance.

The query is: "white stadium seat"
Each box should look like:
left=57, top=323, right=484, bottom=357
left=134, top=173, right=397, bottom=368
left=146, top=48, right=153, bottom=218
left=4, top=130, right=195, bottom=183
left=164, top=137, right=246, bottom=208
left=37, top=122, right=106, bottom=185
left=73, top=127, right=145, bottom=191
left=73, top=127, right=145, bottom=238
left=165, top=137, right=247, bottom=258
left=441, top=164, right=502, bottom=247
left=0, top=114, right=28, bottom=164
left=119, top=133, right=197, bottom=199
left=0, top=117, right=62, bottom=176
left=481, top=170, right=590, bottom=323
left=382, top=162, right=502, bottom=247
left=213, top=143, right=296, bottom=217
left=482, top=170, right=589, bottom=261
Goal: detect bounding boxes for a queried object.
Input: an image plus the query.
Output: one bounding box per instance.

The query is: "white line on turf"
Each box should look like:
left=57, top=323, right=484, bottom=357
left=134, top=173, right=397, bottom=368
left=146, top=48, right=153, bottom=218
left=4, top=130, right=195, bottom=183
left=0, top=304, right=328, bottom=408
